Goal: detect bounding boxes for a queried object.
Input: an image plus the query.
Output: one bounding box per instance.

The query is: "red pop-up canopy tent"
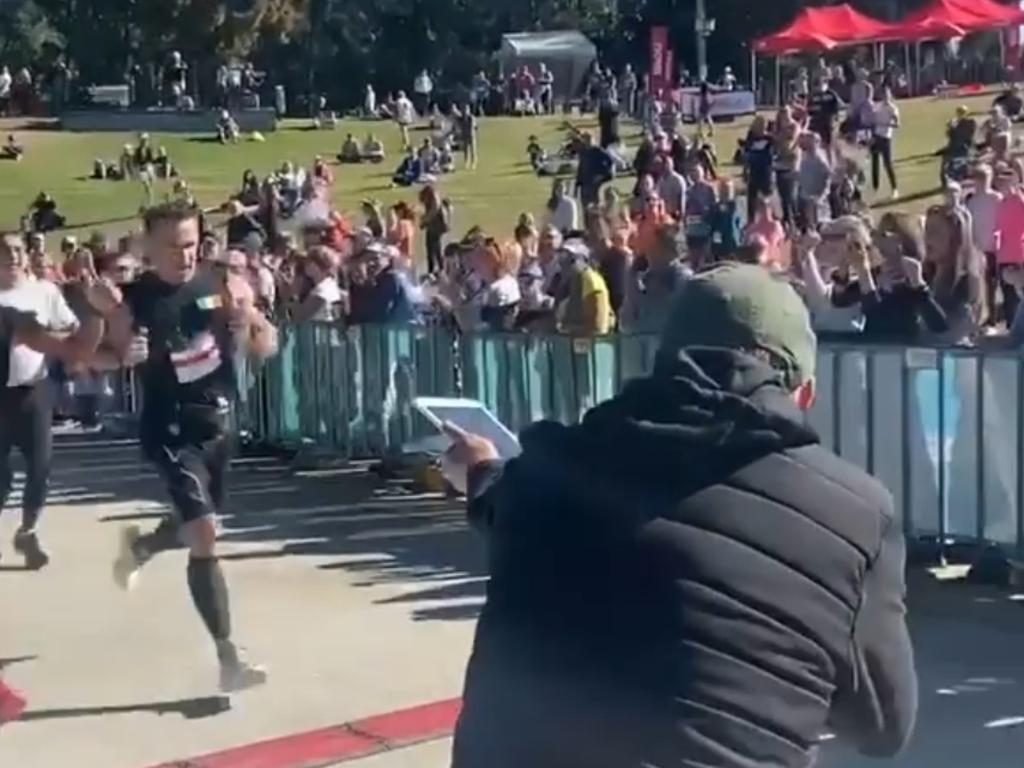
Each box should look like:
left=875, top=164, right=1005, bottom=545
left=884, top=0, right=1024, bottom=41
left=753, top=4, right=895, bottom=54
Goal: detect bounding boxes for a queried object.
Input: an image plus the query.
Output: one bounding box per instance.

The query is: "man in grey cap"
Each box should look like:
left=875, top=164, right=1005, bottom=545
left=446, top=263, right=917, bottom=768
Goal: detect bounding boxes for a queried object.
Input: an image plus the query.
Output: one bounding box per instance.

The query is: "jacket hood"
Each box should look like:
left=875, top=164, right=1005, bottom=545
left=520, top=348, right=819, bottom=499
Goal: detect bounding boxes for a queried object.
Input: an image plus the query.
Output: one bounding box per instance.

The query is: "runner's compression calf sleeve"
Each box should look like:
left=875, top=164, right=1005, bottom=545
left=187, top=556, right=232, bottom=643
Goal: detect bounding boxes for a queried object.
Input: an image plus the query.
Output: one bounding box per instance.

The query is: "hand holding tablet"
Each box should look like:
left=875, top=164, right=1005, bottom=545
left=413, top=397, right=520, bottom=493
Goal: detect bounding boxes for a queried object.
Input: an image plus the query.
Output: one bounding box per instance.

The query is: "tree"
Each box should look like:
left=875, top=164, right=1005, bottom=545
left=0, top=0, right=63, bottom=66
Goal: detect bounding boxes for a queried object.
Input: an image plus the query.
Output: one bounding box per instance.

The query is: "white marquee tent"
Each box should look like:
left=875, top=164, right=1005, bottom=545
left=498, top=30, right=598, bottom=100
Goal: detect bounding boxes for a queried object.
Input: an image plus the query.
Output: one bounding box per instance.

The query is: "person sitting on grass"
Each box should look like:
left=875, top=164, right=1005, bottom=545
left=154, top=147, right=177, bottom=179
left=217, top=109, right=240, bottom=143
left=418, top=138, right=441, bottom=176
left=28, top=192, right=66, bottom=232
left=527, top=134, right=545, bottom=172
left=338, top=133, right=362, bottom=163
left=363, top=133, right=386, bottom=163
left=391, top=146, right=423, bottom=187
left=438, top=136, right=456, bottom=174
left=1, top=133, right=23, bottom=161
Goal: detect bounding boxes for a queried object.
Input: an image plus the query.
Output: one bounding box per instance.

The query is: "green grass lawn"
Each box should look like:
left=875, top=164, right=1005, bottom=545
left=0, top=93, right=999, bottom=242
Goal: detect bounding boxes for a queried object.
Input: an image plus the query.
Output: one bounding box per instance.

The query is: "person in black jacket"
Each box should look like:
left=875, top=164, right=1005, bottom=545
left=445, top=263, right=917, bottom=768
left=742, top=115, right=775, bottom=221
left=576, top=132, right=614, bottom=208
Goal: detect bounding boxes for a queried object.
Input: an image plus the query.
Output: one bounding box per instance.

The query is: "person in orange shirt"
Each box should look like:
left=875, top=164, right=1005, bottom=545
left=631, top=195, right=669, bottom=260
left=386, top=201, right=417, bottom=272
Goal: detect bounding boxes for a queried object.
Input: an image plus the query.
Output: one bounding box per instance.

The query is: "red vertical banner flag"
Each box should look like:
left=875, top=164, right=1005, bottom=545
left=664, top=47, right=676, bottom=89
left=650, top=26, right=668, bottom=95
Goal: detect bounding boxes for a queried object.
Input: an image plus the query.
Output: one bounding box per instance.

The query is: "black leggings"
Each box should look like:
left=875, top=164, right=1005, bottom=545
left=775, top=170, right=798, bottom=229
left=426, top=232, right=444, bottom=274
left=746, top=174, right=773, bottom=221
left=871, top=136, right=897, bottom=191
left=0, top=382, right=53, bottom=530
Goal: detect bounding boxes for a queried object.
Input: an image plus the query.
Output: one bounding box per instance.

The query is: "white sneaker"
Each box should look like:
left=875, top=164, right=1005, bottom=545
left=891, top=189, right=900, bottom=200
left=113, top=525, right=143, bottom=591
left=219, top=651, right=269, bottom=693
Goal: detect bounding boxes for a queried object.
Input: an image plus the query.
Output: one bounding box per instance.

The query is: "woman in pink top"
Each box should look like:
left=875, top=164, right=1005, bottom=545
left=745, top=195, right=787, bottom=270
left=994, top=174, right=1024, bottom=322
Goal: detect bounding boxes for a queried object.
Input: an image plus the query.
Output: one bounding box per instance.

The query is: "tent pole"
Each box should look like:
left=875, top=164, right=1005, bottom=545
left=751, top=49, right=757, bottom=104
left=999, top=31, right=1007, bottom=83
left=915, top=42, right=922, bottom=98
left=775, top=55, right=782, bottom=107
left=904, top=43, right=912, bottom=97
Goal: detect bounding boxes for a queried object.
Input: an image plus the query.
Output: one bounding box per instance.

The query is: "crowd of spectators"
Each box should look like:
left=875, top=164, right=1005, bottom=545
left=14, top=53, right=1024, bottom=370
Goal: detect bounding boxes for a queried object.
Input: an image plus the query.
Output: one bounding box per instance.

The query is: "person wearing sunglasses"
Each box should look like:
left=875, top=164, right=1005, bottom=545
left=828, top=212, right=948, bottom=344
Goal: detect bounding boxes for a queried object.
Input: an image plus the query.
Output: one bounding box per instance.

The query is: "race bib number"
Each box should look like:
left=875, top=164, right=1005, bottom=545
left=170, top=331, right=222, bottom=384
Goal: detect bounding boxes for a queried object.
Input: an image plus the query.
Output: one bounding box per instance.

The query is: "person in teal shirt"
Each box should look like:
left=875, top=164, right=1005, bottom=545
left=708, top=179, right=743, bottom=262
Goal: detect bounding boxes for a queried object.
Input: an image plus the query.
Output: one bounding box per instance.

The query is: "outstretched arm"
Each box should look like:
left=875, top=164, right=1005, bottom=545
left=9, top=307, right=104, bottom=366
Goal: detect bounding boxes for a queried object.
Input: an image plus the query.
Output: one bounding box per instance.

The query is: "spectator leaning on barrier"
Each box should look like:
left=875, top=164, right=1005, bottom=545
left=597, top=227, right=633, bottom=319
left=923, top=203, right=987, bottom=343
left=558, top=239, right=614, bottom=336
left=347, top=243, right=417, bottom=325
left=620, top=223, right=690, bottom=334
left=830, top=212, right=948, bottom=343
left=993, top=169, right=1024, bottom=324
left=446, top=262, right=917, bottom=768
left=290, top=246, right=343, bottom=323
left=794, top=218, right=866, bottom=336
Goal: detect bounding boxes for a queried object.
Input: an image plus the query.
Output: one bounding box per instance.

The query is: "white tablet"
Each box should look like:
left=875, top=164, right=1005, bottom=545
left=413, top=396, right=521, bottom=459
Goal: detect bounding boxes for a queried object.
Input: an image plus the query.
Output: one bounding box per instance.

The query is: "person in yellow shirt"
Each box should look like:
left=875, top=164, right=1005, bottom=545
left=558, top=240, right=615, bottom=335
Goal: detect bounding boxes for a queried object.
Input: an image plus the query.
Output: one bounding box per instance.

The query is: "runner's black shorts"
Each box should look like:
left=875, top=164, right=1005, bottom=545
left=143, top=404, right=233, bottom=524
left=150, top=436, right=230, bottom=524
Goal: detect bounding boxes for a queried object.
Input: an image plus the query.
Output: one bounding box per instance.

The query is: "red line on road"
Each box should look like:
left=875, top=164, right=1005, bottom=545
left=146, top=697, right=462, bottom=768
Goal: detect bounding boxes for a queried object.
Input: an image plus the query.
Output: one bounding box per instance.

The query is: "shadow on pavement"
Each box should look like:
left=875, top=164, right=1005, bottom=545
left=21, top=437, right=1024, bottom=765
left=21, top=696, right=231, bottom=722
left=15, top=437, right=487, bottom=624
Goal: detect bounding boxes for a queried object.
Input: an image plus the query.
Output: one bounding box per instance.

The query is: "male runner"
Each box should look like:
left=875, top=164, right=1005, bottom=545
left=0, top=232, right=114, bottom=568
left=106, top=201, right=278, bottom=692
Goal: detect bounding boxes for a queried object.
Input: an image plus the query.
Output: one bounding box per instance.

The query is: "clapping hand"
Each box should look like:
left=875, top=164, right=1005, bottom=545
left=124, top=330, right=149, bottom=367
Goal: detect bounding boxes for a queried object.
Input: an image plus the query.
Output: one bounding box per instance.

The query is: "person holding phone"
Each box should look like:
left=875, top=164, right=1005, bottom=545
left=829, top=212, right=948, bottom=343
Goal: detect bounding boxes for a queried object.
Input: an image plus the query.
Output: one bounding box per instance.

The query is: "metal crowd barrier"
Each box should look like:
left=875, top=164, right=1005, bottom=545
left=106, top=322, right=1023, bottom=555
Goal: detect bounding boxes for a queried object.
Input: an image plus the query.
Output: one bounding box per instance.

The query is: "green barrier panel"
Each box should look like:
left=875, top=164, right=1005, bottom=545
left=276, top=326, right=302, bottom=443
left=614, top=335, right=659, bottom=390
left=240, top=325, right=1024, bottom=557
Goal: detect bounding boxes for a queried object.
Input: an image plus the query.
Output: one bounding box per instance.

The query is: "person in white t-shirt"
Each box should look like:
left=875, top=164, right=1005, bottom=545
left=544, top=179, right=579, bottom=234
left=394, top=90, right=415, bottom=148
left=870, top=87, right=901, bottom=200
left=413, top=70, right=433, bottom=116
left=0, top=234, right=78, bottom=568
left=966, top=164, right=1003, bottom=325
left=0, top=66, right=11, bottom=116
left=292, top=247, right=343, bottom=322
